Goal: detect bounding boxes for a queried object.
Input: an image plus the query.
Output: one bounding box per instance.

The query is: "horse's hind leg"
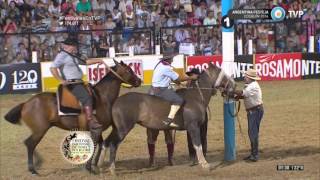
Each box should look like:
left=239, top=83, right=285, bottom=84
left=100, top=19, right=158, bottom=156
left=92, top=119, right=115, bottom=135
left=24, top=129, right=49, bottom=175
left=187, top=126, right=210, bottom=169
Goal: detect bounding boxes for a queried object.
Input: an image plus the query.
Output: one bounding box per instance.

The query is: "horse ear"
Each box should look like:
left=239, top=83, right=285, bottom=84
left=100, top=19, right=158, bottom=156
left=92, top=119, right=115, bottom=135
left=120, top=61, right=125, bottom=65
left=113, top=59, right=119, bottom=65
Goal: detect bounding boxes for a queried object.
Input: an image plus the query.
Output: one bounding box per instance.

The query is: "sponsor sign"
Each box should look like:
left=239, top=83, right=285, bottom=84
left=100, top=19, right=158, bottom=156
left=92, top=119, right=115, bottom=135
left=186, top=53, right=320, bottom=81
left=0, top=63, right=42, bottom=94
left=87, top=59, right=144, bottom=84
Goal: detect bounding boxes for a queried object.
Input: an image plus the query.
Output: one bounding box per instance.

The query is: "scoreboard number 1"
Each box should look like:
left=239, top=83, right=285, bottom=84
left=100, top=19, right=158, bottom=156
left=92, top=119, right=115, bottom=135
left=222, top=15, right=234, bottom=29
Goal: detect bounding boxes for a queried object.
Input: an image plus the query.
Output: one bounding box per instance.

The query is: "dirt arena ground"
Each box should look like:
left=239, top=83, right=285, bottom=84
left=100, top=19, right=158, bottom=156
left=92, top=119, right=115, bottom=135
left=0, top=80, right=319, bottom=180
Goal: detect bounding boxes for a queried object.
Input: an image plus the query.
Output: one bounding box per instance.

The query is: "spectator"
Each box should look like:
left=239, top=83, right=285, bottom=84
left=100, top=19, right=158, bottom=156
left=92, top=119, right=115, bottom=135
left=137, top=13, right=152, bottom=28
left=112, top=8, right=122, bottom=27
left=95, top=38, right=109, bottom=57
left=92, top=19, right=105, bottom=40
left=92, top=0, right=106, bottom=14
left=256, top=31, right=268, bottom=54
left=286, top=30, right=300, bottom=52
left=161, top=3, right=172, bottom=18
left=175, top=28, right=190, bottom=44
left=61, top=0, right=75, bottom=14
left=11, top=52, right=27, bottom=64
left=34, top=0, right=48, bottom=20
left=166, top=14, right=183, bottom=27
left=16, top=42, right=29, bottom=60
left=7, top=1, right=21, bottom=22
left=119, top=0, right=132, bottom=13
left=163, top=35, right=177, bottom=54
left=172, top=0, right=181, bottom=14
left=123, top=5, right=135, bottom=28
left=203, top=10, right=217, bottom=26
left=20, top=14, right=32, bottom=32
left=150, top=5, right=161, bottom=25
left=3, top=18, right=18, bottom=33
left=186, top=12, right=201, bottom=26
left=48, top=0, right=60, bottom=18
left=194, top=1, right=207, bottom=22
left=79, top=19, right=91, bottom=30
left=201, top=39, right=213, bottom=56
left=302, top=9, right=316, bottom=36
left=76, top=0, right=92, bottom=15
left=105, top=0, right=115, bottom=13
left=105, top=15, right=116, bottom=29
left=32, top=16, right=49, bottom=32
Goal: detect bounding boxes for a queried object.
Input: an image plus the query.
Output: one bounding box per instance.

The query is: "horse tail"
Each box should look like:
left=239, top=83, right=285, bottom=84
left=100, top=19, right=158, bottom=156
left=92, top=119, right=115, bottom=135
left=4, top=103, right=24, bottom=124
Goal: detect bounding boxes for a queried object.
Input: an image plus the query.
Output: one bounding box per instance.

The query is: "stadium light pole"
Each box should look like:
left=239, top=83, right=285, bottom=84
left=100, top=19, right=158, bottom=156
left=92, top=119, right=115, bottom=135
left=221, top=0, right=236, bottom=161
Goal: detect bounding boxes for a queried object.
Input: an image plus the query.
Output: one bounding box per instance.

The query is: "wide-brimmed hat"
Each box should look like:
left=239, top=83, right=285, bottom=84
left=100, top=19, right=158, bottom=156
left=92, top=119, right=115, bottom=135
left=62, top=37, right=78, bottom=46
left=160, top=54, right=175, bottom=61
left=242, top=68, right=261, bottom=80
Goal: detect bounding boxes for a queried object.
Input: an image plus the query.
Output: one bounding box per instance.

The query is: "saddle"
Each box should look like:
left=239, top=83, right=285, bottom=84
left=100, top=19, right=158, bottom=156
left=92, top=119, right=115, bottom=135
left=57, top=83, right=96, bottom=115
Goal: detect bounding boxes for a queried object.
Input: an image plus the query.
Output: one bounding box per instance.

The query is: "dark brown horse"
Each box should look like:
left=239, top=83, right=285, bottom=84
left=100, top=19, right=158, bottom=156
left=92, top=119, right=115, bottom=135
left=98, top=63, right=236, bottom=174
left=4, top=60, right=141, bottom=175
left=146, top=69, right=213, bottom=167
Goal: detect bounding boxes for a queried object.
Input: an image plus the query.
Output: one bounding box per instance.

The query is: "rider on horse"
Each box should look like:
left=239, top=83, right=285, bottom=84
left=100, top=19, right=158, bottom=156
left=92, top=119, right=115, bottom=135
left=50, top=36, right=108, bottom=142
left=150, top=54, right=198, bottom=127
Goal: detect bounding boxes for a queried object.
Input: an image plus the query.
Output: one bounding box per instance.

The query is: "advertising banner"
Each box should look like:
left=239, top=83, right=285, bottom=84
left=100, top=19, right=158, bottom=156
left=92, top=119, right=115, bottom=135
left=0, top=63, right=42, bottom=94
left=87, top=59, right=144, bottom=84
left=186, top=53, right=320, bottom=81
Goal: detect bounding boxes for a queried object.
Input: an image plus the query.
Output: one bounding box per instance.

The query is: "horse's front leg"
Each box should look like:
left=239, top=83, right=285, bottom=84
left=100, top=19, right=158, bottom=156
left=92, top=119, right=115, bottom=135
left=187, top=125, right=210, bottom=169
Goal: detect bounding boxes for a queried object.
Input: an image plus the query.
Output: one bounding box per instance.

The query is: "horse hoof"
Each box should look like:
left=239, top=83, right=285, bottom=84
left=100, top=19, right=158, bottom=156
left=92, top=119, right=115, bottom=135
left=168, top=159, right=174, bottom=166
left=148, top=159, right=155, bottom=167
left=109, top=168, right=117, bottom=176
left=201, top=163, right=211, bottom=170
left=30, top=169, right=39, bottom=175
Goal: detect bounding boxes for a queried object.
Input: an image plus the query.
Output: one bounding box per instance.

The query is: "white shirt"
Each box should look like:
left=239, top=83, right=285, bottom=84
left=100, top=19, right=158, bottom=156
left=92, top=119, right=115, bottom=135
left=152, top=62, right=179, bottom=87
left=243, top=81, right=263, bottom=109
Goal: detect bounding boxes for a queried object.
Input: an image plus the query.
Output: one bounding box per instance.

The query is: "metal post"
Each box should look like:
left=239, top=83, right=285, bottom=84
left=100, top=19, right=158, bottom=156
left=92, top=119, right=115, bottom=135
left=222, top=0, right=236, bottom=161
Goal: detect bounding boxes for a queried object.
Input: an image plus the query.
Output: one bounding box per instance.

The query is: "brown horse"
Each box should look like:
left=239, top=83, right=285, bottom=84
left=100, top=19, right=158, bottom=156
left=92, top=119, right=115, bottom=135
left=98, top=63, right=236, bottom=175
left=4, top=60, right=141, bottom=175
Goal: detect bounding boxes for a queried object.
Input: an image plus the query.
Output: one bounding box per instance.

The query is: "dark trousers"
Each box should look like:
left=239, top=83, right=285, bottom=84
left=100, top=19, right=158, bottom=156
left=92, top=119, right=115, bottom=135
left=67, top=83, right=92, bottom=107
left=149, top=87, right=184, bottom=105
left=247, top=106, right=264, bottom=157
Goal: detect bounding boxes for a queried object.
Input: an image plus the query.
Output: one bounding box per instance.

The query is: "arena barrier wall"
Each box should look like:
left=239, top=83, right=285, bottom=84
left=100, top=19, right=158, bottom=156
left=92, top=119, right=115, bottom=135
left=41, top=54, right=184, bottom=92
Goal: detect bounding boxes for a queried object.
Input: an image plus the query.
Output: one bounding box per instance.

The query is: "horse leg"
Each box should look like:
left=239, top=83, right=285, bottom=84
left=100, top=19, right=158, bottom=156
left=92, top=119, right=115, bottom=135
left=187, top=132, right=196, bottom=163
left=108, top=123, right=134, bottom=176
left=164, top=130, right=174, bottom=166
left=97, top=129, right=116, bottom=169
left=147, top=128, right=159, bottom=167
left=200, top=116, right=208, bottom=157
left=86, top=134, right=103, bottom=174
left=24, top=129, right=49, bottom=175
left=187, top=126, right=210, bottom=169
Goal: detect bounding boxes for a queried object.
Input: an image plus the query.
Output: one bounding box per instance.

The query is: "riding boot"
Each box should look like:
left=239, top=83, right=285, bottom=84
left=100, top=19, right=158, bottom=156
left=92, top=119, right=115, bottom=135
left=84, top=106, right=103, bottom=172
left=251, top=139, right=259, bottom=162
left=163, top=105, right=180, bottom=128
left=167, top=143, right=174, bottom=166
left=243, top=140, right=254, bottom=160
left=148, top=143, right=155, bottom=167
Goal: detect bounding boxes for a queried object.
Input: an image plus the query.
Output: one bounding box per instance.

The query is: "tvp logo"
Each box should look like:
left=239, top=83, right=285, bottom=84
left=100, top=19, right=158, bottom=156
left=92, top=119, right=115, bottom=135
left=271, top=6, right=286, bottom=21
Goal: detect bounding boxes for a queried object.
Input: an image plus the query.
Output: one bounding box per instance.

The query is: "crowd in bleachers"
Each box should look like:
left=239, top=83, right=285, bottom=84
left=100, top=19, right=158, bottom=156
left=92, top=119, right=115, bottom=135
left=0, top=0, right=319, bottom=64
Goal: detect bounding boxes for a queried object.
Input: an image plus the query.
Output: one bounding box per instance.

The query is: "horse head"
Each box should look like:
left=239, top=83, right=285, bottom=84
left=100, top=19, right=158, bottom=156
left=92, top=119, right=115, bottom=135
left=113, top=59, right=142, bottom=87
left=203, top=63, right=236, bottom=94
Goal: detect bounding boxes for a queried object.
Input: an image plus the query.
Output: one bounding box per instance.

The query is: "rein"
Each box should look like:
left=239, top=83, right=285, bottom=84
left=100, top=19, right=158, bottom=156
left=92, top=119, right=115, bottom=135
left=97, top=62, right=132, bottom=87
